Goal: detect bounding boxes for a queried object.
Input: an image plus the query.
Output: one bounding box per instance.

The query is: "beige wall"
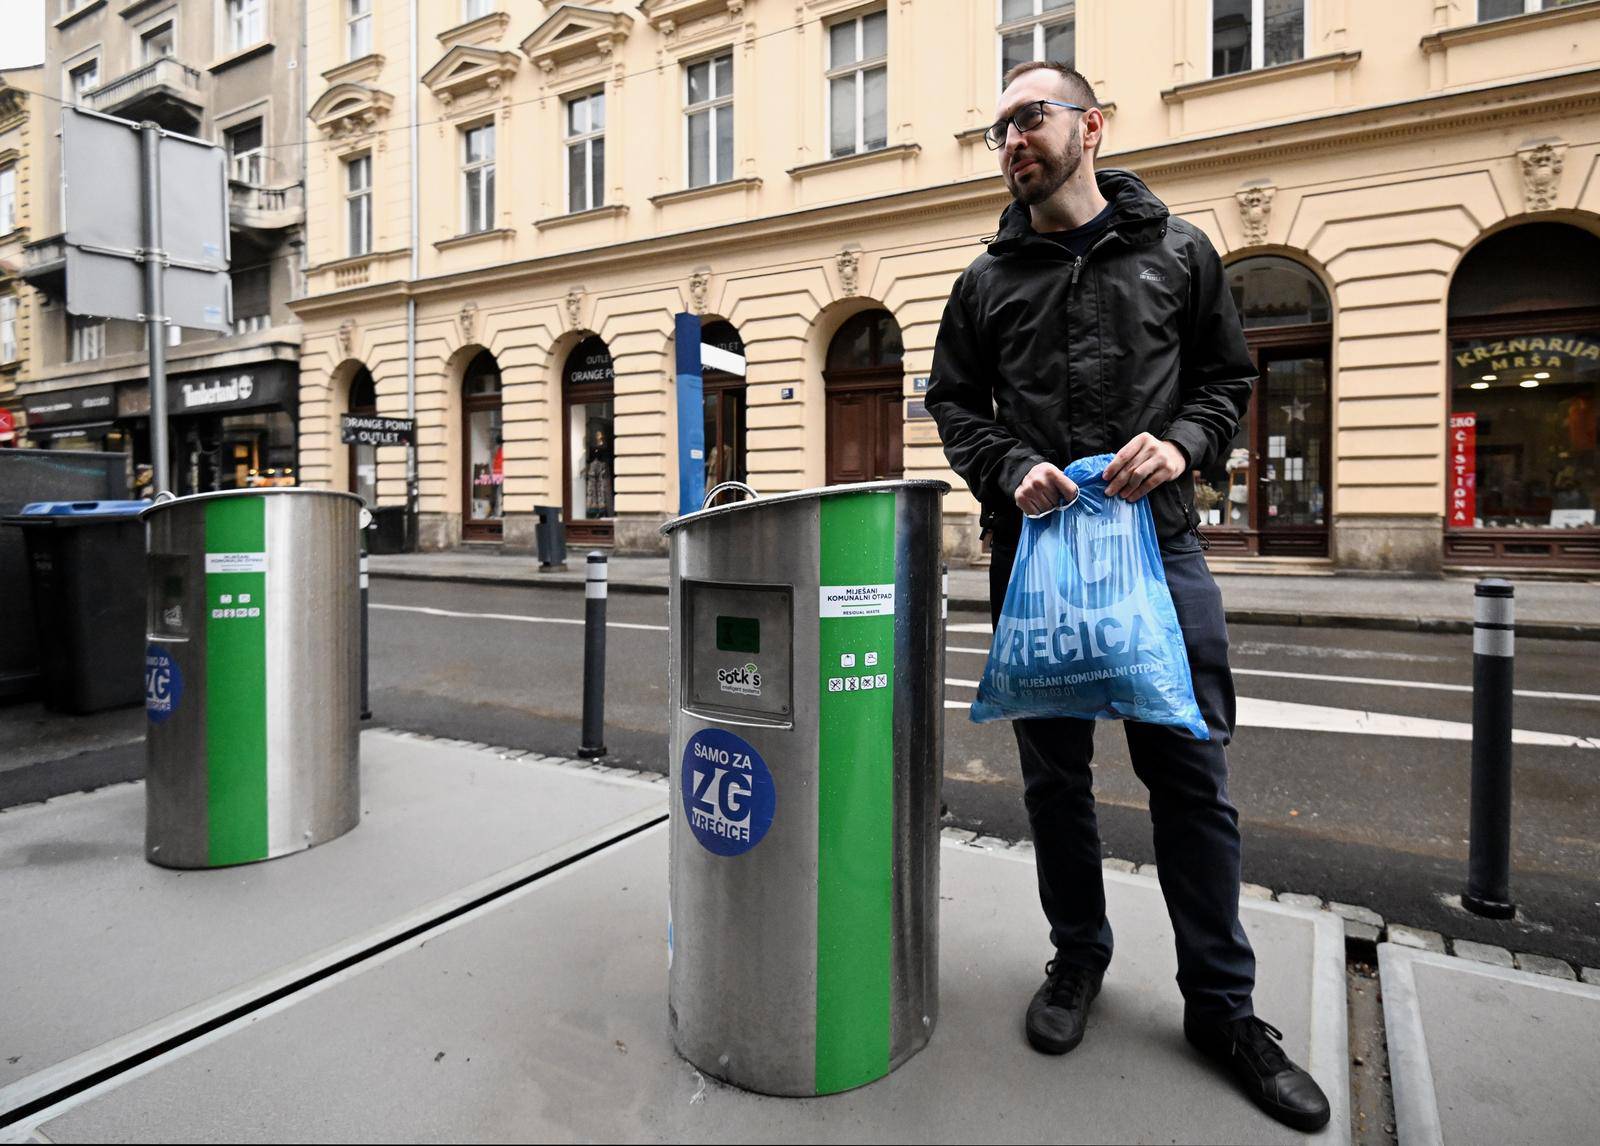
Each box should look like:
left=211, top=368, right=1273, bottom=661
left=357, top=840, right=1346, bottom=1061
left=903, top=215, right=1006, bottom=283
left=292, top=0, right=1600, bottom=565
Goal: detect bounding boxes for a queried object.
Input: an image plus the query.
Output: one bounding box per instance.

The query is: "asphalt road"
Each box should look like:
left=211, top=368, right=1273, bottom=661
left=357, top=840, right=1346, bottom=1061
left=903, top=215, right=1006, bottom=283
left=365, top=577, right=1600, bottom=968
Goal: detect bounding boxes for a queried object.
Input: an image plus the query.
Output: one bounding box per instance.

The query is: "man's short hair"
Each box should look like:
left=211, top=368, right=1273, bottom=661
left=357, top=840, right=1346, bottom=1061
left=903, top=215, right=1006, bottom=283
left=1000, top=61, right=1100, bottom=112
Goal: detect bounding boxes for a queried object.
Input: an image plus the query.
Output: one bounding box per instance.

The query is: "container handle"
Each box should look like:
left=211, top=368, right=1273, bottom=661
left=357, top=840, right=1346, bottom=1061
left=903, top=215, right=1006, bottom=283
left=152, top=490, right=177, bottom=504
left=703, top=481, right=758, bottom=510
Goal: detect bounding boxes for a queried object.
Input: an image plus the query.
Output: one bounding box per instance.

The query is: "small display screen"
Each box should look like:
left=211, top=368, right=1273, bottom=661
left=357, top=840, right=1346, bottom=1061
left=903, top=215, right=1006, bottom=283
left=716, top=615, right=760, bottom=654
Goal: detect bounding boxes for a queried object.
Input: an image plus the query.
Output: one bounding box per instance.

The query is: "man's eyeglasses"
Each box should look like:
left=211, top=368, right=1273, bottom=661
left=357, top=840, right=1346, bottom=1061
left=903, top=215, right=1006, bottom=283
left=983, top=99, right=1089, bottom=151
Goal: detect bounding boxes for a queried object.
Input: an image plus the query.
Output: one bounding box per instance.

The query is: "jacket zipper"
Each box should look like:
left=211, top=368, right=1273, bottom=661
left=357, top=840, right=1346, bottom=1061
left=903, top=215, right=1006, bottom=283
left=1069, top=228, right=1120, bottom=287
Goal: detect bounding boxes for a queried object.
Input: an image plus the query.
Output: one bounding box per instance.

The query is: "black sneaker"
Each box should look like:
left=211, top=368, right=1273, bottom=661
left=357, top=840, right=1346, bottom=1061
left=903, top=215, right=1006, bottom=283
left=1184, top=1012, right=1331, bottom=1132
left=1024, top=958, right=1103, bottom=1055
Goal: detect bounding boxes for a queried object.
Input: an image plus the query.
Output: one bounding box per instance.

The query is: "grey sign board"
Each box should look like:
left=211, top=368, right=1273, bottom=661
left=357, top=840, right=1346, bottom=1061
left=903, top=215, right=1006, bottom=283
left=60, top=106, right=231, bottom=332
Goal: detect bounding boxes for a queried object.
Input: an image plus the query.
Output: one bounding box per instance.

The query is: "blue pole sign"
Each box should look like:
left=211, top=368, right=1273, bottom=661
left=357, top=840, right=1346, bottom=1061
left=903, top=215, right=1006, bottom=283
left=681, top=727, right=777, bottom=857
left=675, top=311, right=705, bottom=517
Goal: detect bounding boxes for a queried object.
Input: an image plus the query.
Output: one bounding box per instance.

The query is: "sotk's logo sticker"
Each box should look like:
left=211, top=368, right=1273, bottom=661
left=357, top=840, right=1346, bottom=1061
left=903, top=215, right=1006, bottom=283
left=715, top=662, right=762, bottom=697
left=145, top=644, right=182, bottom=724
left=680, top=727, right=776, bottom=857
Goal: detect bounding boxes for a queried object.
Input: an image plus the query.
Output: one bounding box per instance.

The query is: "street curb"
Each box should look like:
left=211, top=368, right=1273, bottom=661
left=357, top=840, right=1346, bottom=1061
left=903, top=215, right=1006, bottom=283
left=370, top=569, right=1600, bottom=640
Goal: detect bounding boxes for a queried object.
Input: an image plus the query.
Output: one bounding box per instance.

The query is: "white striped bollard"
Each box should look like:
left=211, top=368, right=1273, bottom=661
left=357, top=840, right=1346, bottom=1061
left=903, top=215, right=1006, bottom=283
left=359, top=542, right=371, bottom=721
left=578, top=551, right=608, bottom=758
left=1463, top=578, right=1515, bottom=919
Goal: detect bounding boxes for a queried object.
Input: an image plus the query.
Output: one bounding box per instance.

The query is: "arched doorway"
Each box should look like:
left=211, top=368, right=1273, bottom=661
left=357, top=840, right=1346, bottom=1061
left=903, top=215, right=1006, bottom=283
left=701, top=320, right=746, bottom=489
left=824, top=309, right=904, bottom=484
left=563, top=335, right=615, bottom=546
left=347, top=367, right=377, bottom=507
left=461, top=350, right=503, bottom=541
left=1446, top=223, right=1600, bottom=567
left=1190, top=256, right=1331, bottom=556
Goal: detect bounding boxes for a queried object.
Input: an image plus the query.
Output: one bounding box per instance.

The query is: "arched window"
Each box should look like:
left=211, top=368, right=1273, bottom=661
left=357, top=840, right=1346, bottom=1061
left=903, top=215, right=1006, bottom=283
left=701, top=320, right=747, bottom=489
left=824, top=310, right=904, bottom=484
left=1193, top=256, right=1332, bottom=557
left=347, top=367, right=377, bottom=507
left=462, top=350, right=503, bottom=540
left=564, top=336, right=615, bottom=545
left=1447, top=224, right=1600, bottom=565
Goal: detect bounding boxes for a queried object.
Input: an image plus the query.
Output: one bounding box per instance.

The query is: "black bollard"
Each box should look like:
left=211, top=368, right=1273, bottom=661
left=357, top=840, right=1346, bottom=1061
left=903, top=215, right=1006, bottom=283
left=578, top=551, right=608, bottom=758
left=359, top=539, right=372, bottom=721
left=1463, top=578, right=1515, bottom=919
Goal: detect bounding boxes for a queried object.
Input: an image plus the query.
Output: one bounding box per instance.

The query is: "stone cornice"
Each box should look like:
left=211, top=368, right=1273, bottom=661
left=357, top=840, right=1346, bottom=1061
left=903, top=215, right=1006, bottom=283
left=1160, top=51, right=1361, bottom=105
left=649, top=176, right=762, bottom=208
left=321, top=53, right=386, bottom=86
left=422, top=45, right=521, bottom=105
left=787, top=142, right=920, bottom=179
left=438, top=11, right=514, bottom=51
left=1421, top=0, right=1600, bottom=55
left=520, top=5, right=634, bottom=75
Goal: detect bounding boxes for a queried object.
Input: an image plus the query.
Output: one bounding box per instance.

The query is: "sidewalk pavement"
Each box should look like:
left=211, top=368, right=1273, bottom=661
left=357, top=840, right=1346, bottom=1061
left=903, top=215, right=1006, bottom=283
left=3, top=731, right=1348, bottom=1143
left=369, top=551, right=1600, bottom=639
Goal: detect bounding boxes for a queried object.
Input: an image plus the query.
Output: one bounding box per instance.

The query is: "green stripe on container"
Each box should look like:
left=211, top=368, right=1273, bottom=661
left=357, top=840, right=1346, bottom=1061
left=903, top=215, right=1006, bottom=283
left=204, top=496, right=268, bottom=865
left=815, top=492, right=896, bottom=1094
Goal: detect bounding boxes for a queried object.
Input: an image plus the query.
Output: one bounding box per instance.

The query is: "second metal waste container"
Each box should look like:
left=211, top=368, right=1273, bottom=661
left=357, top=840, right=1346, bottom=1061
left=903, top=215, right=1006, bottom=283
left=142, top=489, right=362, bottom=869
left=662, top=479, right=947, bottom=1097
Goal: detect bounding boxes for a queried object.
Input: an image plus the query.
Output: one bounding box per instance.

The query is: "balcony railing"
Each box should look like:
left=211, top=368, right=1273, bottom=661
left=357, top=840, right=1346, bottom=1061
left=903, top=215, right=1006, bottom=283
left=228, top=181, right=305, bottom=232
left=84, top=57, right=203, bottom=121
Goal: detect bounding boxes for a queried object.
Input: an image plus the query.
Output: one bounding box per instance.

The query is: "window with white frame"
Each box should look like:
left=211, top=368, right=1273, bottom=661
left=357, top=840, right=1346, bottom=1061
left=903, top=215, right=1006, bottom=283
left=69, top=316, right=105, bottom=362
left=462, top=122, right=495, bottom=233
left=67, top=59, right=99, bottom=104
left=141, top=20, right=176, bottom=63
left=0, top=296, right=17, bottom=363
left=225, top=0, right=266, bottom=55
left=826, top=9, right=887, bottom=159
left=346, top=154, right=372, bottom=256
left=998, top=0, right=1074, bottom=82
left=226, top=120, right=264, bottom=185
left=348, top=0, right=371, bottom=60
left=462, top=0, right=493, bottom=20
left=686, top=53, right=733, bottom=189
left=565, top=92, right=604, bottom=212
left=231, top=266, right=271, bottom=334
left=0, top=166, right=15, bottom=234
left=1478, top=0, right=1585, bottom=17
left=1212, top=0, right=1304, bottom=78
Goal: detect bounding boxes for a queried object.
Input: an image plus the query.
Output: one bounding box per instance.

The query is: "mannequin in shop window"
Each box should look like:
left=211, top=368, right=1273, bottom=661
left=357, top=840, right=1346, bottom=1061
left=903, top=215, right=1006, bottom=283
left=582, top=418, right=613, bottom=519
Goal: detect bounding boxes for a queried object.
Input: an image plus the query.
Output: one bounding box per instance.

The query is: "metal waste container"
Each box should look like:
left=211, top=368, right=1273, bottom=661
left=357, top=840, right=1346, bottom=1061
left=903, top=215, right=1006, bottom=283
left=142, top=489, right=362, bottom=869
left=4, top=500, right=148, bottom=713
left=662, top=479, right=948, bottom=1096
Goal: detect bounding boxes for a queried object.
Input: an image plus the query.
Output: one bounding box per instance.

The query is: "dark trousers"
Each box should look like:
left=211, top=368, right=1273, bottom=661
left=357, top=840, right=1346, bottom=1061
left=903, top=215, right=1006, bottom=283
left=989, top=535, right=1256, bottom=1022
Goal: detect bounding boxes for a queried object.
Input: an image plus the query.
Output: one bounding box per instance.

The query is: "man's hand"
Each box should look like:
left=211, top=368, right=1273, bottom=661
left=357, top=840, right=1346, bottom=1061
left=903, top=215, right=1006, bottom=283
left=1014, top=462, right=1079, bottom=516
left=1103, top=433, right=1188, bottom=501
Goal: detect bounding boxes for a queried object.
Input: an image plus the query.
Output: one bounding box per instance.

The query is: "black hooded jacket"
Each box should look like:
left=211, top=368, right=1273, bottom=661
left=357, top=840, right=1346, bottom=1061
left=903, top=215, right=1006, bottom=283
left=926, top=168, right=1256, bottom=546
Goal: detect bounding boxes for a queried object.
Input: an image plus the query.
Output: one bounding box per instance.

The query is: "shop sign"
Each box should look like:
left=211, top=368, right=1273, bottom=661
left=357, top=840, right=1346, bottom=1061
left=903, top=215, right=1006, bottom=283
left=22, top=384, right=116, bottom=428
left=905, top=398, right=932, bottom=420
left=0, top=408, right=13, bottom=443
left=169, top=363, right=294, bottom=416
left=1448, top=413, right=1476, bottom=529
left=1452, top=336, right=1600, bottom=373
left=564, top=337, right=614, bottom=388
left=340, top=414, right=415, bottom=446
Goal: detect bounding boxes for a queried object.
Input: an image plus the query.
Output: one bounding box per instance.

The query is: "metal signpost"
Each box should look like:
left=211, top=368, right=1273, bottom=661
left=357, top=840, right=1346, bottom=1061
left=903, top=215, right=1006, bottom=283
left=60, top=107, right=232, bottom=494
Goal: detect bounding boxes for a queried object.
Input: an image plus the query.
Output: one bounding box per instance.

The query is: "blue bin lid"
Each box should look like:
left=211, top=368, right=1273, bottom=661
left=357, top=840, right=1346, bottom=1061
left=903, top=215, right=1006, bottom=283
left=19, top=500, right=150, bottom=517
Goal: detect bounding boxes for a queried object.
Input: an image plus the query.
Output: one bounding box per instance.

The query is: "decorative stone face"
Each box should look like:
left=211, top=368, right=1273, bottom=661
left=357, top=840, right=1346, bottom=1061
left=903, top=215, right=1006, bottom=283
left=459, top=302, right=478, bottom=345
left=1519, top=142, right=1566, bottom=213
left=1236, top=185, right=1275, bottom=246
left=337, top=319, right=357, bottom=358
left=566, top=287, right=585, bottom=331
left=836, top=248, right=861, bottom=296
left=688, top=269, right=710, bottom=315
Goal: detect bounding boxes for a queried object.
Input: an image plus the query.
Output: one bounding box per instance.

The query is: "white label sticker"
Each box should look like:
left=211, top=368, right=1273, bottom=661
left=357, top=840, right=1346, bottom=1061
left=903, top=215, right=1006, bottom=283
left=865, top=651, right=879, bottom=666
left=820, top=583, right=895, bottom=618
left=205, top=551, right=267, bottom=574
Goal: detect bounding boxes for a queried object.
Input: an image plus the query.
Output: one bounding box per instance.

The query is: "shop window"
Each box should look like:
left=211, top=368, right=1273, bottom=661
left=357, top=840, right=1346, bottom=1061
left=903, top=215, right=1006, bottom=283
left=564, top=336, right=615, bottom=543
left=700, top=320, right=746, bottom=489
left=1212, top=0, right=1304, bottom=78
left=1448, top=224, right=1600, bottom=544
left=826, top=9, right=887, bottom=158
left=462, top=350, right=503, bottom=538
left=348, top=367, right=378, bottom=508
left=999, top=0, right=1074, bottom=84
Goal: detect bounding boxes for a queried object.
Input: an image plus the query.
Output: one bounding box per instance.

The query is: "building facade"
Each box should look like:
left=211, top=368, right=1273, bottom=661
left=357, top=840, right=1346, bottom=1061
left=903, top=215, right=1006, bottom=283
left=0, top=67, right=46, bottom=447
left=18, top=0, right=307, bottom=495
left=293, top=0, right=1600, bottom=572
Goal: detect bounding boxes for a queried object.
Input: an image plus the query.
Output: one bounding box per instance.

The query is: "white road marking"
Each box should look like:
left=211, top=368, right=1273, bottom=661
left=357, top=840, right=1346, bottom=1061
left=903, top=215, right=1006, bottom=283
left=1233, top=639, right=1452, bottom=665
left=371, top=602, right=667, bottom=632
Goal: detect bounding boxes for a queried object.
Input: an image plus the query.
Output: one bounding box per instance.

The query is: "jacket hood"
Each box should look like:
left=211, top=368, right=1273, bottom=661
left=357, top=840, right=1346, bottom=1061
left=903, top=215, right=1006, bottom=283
left=986, top=167, right=1168, bottom=256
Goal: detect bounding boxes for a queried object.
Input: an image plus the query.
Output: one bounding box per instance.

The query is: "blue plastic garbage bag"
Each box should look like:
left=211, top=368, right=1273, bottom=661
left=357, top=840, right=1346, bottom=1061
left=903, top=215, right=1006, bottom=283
left=970, top=453, right=1210, bottom=739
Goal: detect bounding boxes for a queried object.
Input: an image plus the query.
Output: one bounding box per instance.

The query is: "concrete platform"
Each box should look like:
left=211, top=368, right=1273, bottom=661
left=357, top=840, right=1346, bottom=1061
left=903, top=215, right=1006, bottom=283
left=1379, top=943, right=1600, bottom=1146
left=23, top=826, right=1348, bottom=1143
left=0, top=732, right=666, bottom=1113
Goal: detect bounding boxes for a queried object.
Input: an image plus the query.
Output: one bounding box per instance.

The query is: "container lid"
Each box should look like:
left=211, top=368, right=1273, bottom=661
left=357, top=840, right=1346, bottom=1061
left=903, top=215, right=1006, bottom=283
left=140, top=487, right=366, bottom=520
left=17, top=500, right=150, bottom=518
left=658, top=479, right=950, bottom=537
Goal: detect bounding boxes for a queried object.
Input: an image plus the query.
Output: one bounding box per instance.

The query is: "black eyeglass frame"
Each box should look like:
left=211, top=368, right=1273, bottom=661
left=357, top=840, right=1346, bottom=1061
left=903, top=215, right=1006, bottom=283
left=983, top=98, right=1089, bottom=151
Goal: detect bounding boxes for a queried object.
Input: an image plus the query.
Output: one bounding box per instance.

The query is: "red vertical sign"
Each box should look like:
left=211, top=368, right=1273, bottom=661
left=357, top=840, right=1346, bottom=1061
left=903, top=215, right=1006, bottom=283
left=1448, top=413, right=1476, bottom=528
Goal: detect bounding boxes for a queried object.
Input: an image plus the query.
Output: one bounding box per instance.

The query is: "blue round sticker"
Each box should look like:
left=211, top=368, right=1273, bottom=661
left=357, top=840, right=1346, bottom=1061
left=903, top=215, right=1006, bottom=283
left=681, top=727, right=776, bottom=857
left=145, top=644, right=182, bottom=725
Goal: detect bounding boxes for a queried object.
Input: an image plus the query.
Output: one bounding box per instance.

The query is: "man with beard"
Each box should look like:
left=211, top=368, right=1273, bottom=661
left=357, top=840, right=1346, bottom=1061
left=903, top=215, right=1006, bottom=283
left=925, top=61, right=1330, bottom=1134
